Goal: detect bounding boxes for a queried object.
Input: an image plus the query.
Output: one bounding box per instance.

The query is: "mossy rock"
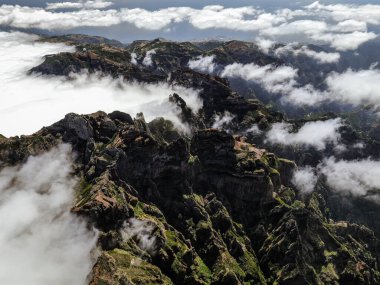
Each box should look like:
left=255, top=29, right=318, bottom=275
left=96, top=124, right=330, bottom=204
left=90, top=249, right=173, bottom=285
left=148, top=118, right=181, bottom=144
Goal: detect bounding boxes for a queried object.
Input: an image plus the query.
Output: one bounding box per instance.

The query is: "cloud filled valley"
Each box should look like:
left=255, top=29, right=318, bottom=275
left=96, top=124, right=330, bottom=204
left=188, top=45, right=380, bottom=111
left=0, top=31, right=202, bottom=137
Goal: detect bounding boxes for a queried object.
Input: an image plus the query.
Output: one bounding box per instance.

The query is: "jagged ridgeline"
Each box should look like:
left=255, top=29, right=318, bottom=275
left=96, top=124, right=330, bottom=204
left=1, top=34, right=380, bottom=285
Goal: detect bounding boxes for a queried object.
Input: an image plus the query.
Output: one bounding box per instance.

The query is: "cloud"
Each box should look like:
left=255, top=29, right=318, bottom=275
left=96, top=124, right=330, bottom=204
left=220, top=59, right=380, bottom=109
left=0, top=144, right=98, bottom=285
left=332, top=19, right=368, bottom=33
left=244, top=124, right=262, bottom=135
left=283, top=84, right=327, bottom=106
left=256, top=38, right=275, bottom=54
left=211, top=111, right=235, bottom=130
left=46, top=1, right=113, bottom=10
left=275, top=44, right=341, bottom=64
left=292, top=166, right=318, bottom=194
left=261, top=19, right=377, bottom=51
left=326, top=69, right=380, bottom=108
left=0, top=5, right=123, bottom=30
left=220, top=61, right=330, bottom=106
left=310, top=31, right=377, bottom=51
left=130, top=52, right=138, bottom=65
left=295, top=47, right=340, bottom=64
left=221, top=62, right=298, bottom=94
left=265, top=118, right=343, bottom=150
left=120, top=218, right=157, bottom=255
left=0, top=4, right=285, bottom=32
left=302, top=1, right=380, bottom=50
left=0, top=4, right=251, bottom=31
left=119, top=7, right=193, bottom=30
left=46, top=2, right=83, bottom=10
left=319, top=157, right=380, bottom=198
left=292, top=156, right=380, bottom=199
left=142, top=49, right=156, bottom=67
left=0, top=31, right=202, bottom=137
left=258, top=2, right=379, bottom=51
left=188, top=55, right=216, bottom=73
left=262, top=20, right=328, bottom=37
left=0, top=2, right=379, bottom=50
left=188, top=6, right=286, bottom=32
left=306, top=1, right=380, bottom=26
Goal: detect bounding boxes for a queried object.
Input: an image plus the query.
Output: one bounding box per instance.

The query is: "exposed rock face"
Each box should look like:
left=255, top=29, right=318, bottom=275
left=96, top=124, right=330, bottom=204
left=1, top=112, right=379, bottom=284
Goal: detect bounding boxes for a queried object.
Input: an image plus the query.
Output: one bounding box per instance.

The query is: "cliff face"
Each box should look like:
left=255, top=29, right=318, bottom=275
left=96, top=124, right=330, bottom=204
left=1, top=111, right=379, bottom=285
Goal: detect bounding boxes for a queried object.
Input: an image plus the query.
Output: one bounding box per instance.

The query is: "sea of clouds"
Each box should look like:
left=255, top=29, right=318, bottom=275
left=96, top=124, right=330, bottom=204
left=188, top=51, right=380, bottom=109
left=0, top=31, right=202, bottom=137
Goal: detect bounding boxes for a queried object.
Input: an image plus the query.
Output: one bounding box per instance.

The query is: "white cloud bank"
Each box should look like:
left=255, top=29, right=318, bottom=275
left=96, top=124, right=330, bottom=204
left=0, top=31, right=202, bottom=137
left=261, top=19, right=376, bottom=51
left=275, top=44, right=341, bottom=64
left=188, top=55, right=216, bottom=73
left=0, top=5, right=269, bottom=31
left=283, top=67, right=380, bottom=109
left=326, top=69, right=380, bottom=107
left=292, top=166, right=318, bottom=194
left=307, top=1, right=380, bottom=26
left=221, top=62, right=298, bottom=94
left=0, top=144, right=98, bottom=285
left=311, top=31, right=377, bottom=51
left=292, top=157, right=380, bottom=199
left=46, top=0, right=113, bottom=10
left=220, top=59, right=380, bottom=109
left=320, top=157, right=380, bottom=197
left=0, top=2, right=379, bottom=50
left=265, top=118, right=343, bottom=150
left=220, top=62, right=327, bottom=106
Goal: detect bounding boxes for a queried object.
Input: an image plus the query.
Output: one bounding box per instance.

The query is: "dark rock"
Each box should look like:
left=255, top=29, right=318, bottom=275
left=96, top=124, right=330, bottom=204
left=109, top=111, right=134, bottom=125
left=46, top=112, right=93, bottom=151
